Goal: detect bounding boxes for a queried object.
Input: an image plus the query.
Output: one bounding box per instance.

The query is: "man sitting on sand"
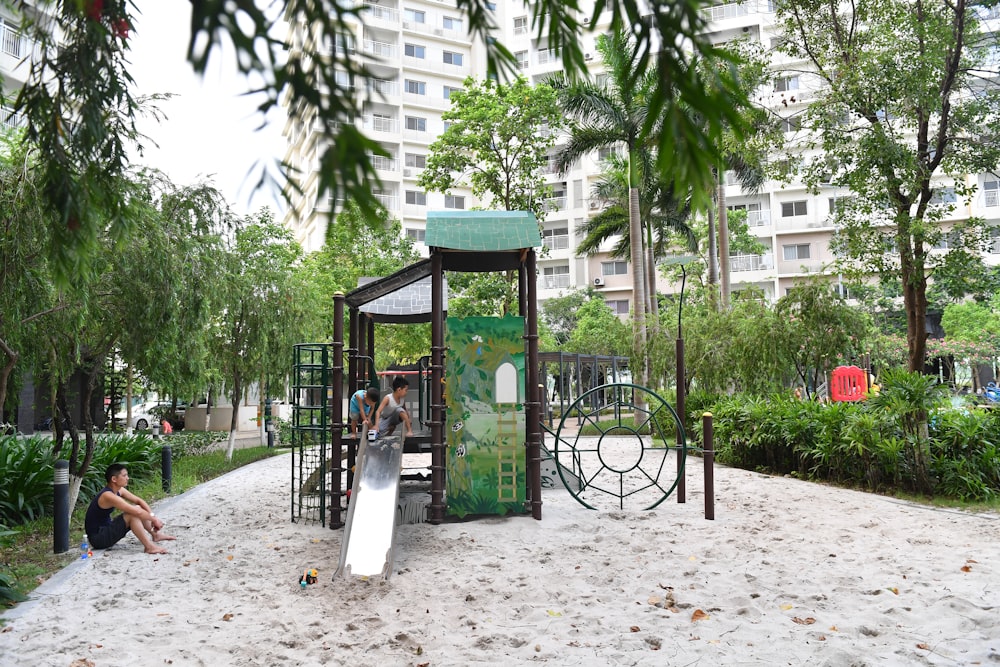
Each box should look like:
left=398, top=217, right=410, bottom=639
left=373, top=376, right=414, bottom=439
left=84, top=463, right=175, bottom=554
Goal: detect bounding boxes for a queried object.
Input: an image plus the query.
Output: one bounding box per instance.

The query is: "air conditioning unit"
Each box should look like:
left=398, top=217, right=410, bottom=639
left=584, top=53, right=593, bottom=61
left=583, top=17, right=590, bottom=24
left=403, top=168, right=412, bottom=177
left=593, top=277, right=605, bottom=286
left=589, top=200, right=600, bottom=210
left=434, top=28, right=444, bottom=36
left=402, top=21, right=411, bottom=29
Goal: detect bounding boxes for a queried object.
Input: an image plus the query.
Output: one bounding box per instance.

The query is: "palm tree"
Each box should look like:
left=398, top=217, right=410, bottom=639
left=578, top=152, right=696, bottom=320
left=554, top=30, right=657, bottom=385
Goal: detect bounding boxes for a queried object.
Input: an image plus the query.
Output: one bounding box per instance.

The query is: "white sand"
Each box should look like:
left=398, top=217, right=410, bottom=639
left=1, top=451, right=998, bottom=666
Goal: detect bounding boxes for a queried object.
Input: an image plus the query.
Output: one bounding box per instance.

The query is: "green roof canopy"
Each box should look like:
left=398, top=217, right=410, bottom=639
left=425, top=211, right=541, bottom=252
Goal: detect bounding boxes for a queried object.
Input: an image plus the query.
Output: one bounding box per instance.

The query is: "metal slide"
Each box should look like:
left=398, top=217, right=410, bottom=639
left=334, top=427, right=404, bottom=580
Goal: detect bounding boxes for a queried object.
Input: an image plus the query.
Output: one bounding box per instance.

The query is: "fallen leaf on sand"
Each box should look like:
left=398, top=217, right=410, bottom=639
left=829, top=625, right=839, bottom=632
left=222, top=613, right=234, bottom=621
left=688, top=556, right=697, bottom=561
left=691, top=609, right=710, bottom=622
left=888, top=587, right=899, bottom=595
left=780, top=604, right=794, bottom=611
left=547, top=610, right=562, bottom=617
left=648, top=596, right=662, bottom=606
left=960, top=565, right=972, bottom=573
left=156, top=613, right=170, bottom=617
left=917, top=643, right=930, bottom=650
left=630, top=626, right=640, bottom=633
left=226, top=555, right=234, bottom=561
left=69, top=660, right=94, bottom=667
left=792, top=617, right=816, bottom=625
left=967, top=559, right=978, bottom=563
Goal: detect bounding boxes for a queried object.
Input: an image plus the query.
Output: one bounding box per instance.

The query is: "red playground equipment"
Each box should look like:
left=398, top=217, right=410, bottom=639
left=830, top=365, right=868, bottom=402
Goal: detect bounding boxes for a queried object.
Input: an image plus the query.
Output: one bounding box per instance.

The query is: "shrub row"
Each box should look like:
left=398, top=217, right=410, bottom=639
left=699, top=392, right=1000, bottom=500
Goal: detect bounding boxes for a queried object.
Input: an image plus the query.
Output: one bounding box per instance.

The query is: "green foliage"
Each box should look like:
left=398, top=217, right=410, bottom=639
left=421, top=76, right=562, bottom=214
left=540, top=289, right=593, bottom=347
left=565, top=299, right=630, bottom=357
left=0, top=435, right=54, bottom=526
left=775, top=0, right=1000, bottom=370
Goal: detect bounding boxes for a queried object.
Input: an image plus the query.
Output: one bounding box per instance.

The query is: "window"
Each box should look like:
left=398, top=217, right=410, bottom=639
left=405, top=190, right=426, bottom=206
left=515, top=50, right=529, bottom=69
left=405, top=116, right=427, bottom=132
left=514, top=16, right=528, bottom=35
left=932, top=230, right=961, bottom=250
left=990, top=226, right=1000, bottom=253
left=445, top=194, right=466, bottom=209
left=781, top=116, right=802, bottom=132
left=542, top=227, right=569, bottom=250
left=405, top=79, right=426, bottom=95
left=486, top=2, right=497, bottom=10
left=406, top=228, right=426, bottom=242
left=335, top=70, right=353, bottom=88
left=985, top=180, right=1000, bottom=207
left=405, top=153, right=426, bottom=168
left=334, top=34, right=355, bottom=54
left=443, top=86, right=463, bottom=99
left=782, top=244, right=810, bottom=261
left=930, top=187, right=957, bottom=204
left=597, top=147, right=617, bottom=161
left=443, top=16, right=463, bottom=30
left=601, top=260, right=628, bottom=276
left=774, top=75, right=800, bottom=92
left=443, top=51, right=463, bottom=66
left=0, top=19, right=22, bottom=58
left=404, top=43, right=425, bottom=58
left=404, top=9, right=425, bottom=23
left=606, top=299, right=630, bottom=315
left=828, top=198, right=838, bottom=214
left=781, top=200, right=807, bottom=217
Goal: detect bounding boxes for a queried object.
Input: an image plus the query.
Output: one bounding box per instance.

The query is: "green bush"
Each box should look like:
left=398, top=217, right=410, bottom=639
left=0, top=435, right=55, bottom=526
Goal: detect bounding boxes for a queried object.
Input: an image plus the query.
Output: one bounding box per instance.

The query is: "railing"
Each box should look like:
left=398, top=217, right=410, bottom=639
left=362, top=2, right=399, bottom=23
left=729, top=253, right=773, bottom=273
left=537, top=48, right=560, bottom=65
left=374, top=193, right=398, bottom=210
left=364, top=114, right=398, bottom=133
left=544, top=196, right=567, bottom=211
left=1, top=105, right=23, bottom=132
left=541, top=274, right=571, bottom=289
left=543, top=235, right=569, bottom=251
left=1, top=22, right=22, bottom=58
left=369, top=154, right=397, bottom=171
left=747, top=210, right=771, bottom=227
left=363, top=39, right=397, bottom=59
left=367, top=78, right=398, bottom=97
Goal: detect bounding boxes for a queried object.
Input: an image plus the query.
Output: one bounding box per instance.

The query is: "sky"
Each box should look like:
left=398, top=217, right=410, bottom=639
left=126, top=2, right=287, bottom=216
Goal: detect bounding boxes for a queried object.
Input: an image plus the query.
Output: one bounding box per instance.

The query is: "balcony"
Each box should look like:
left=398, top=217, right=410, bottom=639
left=363, top=114, right=399, bottom=134
left=374, top=193, right=398, bottom=211
left=1, top=22, right=22, bottom=58
left=541, top=274, right=571, bottom=290
left=542, top=235, right=569, bottom=251
left=363, top=39, right=397, bottom=59
left=747, top=209, right=771, bottom=228
left=543, top=196, right=567, bottom=212
left=730, top=253, right=773, bottom=273
left=369, top=154, right=398, bottom=172
left=1, top=105, right=24, bottom=132
left=361, top=2, right=399, bottom=25
left=367, top=78, right=399, bottom=98
left=537, top=48, right=560, bottom=65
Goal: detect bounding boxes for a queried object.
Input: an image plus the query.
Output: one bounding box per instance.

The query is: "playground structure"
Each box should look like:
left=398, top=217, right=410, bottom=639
left=288, top=211, right=711, bottom=580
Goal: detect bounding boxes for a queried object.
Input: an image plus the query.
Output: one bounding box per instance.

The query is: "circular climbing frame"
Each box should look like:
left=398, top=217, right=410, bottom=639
left=552, top=384, right=686, bottom=511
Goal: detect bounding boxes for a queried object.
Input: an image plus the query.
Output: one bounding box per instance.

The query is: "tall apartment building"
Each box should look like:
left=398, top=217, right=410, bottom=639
left=0, top=3, right=37, bottom=132
left=282, top=1, right=1000, bottom=312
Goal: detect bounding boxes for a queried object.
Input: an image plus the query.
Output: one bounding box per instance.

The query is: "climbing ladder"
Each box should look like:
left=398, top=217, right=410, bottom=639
left=496, top=405, right=519, bottom=503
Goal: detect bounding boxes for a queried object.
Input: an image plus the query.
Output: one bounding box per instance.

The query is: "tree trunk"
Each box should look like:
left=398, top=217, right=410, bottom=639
left=645, top=232, right=658, bottom=321
left=718, top=177, right=730, bottom=309
left=225, top=374, right=242, bottom=461
left=901, top=247, right=929, bottom=372
left=706, top=205, right=718, bottom=309
left=628, top=185, right=648, bottom=391
left=0, top=337, right=17, bottom=423
left=126, top=364, right=134, bottom=436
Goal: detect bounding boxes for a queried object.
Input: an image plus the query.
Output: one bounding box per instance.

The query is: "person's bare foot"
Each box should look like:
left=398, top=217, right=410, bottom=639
left=406, top=430, right=414, bottom=437
left=145, top=544, right=168, bottom=554
left=153, top=531, right=176, bottom=542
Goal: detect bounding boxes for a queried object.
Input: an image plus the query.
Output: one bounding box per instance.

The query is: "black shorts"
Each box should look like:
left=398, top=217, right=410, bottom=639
left=88, top=515, right=129, bottom=549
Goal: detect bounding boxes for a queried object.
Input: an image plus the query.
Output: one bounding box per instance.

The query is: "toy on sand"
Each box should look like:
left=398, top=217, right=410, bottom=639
left=299, top=568, right=318, bottom=588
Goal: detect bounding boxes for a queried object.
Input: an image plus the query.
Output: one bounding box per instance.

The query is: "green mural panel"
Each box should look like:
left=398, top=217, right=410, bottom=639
left=445, top=316, right=526, bottom=517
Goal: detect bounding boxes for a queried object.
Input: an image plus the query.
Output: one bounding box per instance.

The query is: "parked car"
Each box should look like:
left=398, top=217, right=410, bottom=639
left=115, top=400, right=186, bottom=430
